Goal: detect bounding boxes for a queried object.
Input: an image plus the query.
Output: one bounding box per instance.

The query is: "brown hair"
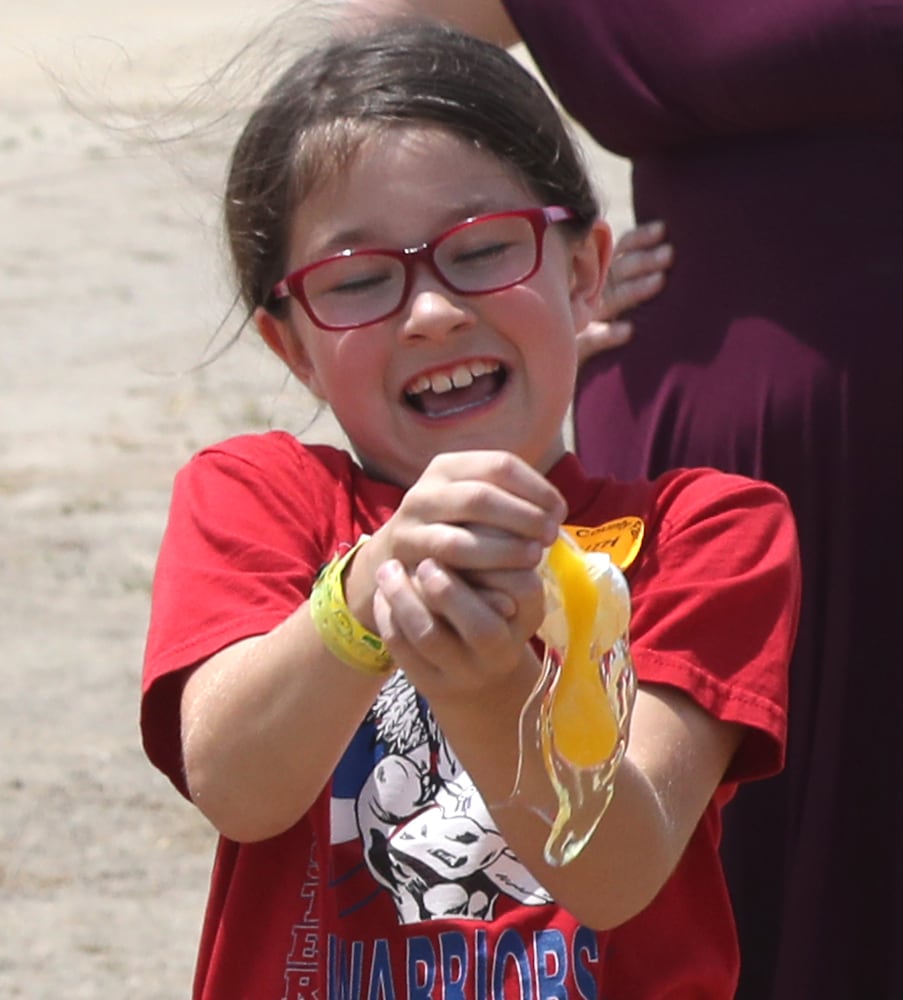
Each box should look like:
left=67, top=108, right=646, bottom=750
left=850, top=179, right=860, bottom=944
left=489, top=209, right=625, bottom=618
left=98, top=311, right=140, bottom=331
left=224, top=20, right=599, bottom=315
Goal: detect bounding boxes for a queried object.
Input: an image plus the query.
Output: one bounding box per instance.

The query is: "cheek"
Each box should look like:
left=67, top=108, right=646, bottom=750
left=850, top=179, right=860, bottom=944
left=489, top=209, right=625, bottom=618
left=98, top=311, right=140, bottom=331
left=512, top=284, right=580, bottom=399
left=315, top=336, right=388, bottom=407
left=505, top=281, right=580, bottom=352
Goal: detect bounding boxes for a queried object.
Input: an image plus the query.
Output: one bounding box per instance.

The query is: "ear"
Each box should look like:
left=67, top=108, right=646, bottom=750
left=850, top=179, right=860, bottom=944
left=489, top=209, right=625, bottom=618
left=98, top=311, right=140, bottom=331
left=253, top=306, right=327, bottom=400
left=567, top=220, right=613, bottom=332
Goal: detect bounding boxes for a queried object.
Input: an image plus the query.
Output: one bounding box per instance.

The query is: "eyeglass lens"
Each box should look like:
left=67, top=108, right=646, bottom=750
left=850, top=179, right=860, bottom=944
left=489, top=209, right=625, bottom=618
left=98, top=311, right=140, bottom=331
left=301, top=213, right=539, bottom=329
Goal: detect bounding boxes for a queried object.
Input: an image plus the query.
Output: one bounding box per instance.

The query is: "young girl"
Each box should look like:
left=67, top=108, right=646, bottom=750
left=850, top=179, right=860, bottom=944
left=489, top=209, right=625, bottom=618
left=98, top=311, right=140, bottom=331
left=141, top=22, right=800, bottom=999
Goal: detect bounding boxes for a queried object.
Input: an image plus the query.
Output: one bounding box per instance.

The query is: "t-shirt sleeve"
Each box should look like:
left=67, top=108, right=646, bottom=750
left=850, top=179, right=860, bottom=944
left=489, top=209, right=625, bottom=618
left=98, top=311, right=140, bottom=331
left=140, top=435, right=343, bottom=794
left=628, top=470, right=801, bottom=784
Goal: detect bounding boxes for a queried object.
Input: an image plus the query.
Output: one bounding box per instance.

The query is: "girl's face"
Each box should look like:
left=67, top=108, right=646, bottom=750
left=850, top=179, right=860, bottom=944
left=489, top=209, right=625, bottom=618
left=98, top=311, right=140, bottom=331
left=256, top=127, right=611, bottom=487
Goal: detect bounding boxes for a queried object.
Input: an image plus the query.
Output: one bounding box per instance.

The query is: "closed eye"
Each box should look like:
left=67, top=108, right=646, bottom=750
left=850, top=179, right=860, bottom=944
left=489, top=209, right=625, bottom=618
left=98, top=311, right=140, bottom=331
left=325, top=272, right=392, bottom=296
left=451, top=241, right=516, bottom=267
left=308, top=256, right=399, bottom=300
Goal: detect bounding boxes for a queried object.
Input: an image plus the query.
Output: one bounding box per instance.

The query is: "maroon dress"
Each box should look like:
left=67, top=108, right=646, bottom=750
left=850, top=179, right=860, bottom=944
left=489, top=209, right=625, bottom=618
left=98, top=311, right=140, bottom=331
left=501, top=1, right=903, bottom=998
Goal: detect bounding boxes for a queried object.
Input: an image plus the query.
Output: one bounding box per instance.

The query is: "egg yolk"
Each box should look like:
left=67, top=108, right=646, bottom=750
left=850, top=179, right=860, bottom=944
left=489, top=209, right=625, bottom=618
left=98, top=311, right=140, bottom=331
left=545, top=536, right=619, bottom=768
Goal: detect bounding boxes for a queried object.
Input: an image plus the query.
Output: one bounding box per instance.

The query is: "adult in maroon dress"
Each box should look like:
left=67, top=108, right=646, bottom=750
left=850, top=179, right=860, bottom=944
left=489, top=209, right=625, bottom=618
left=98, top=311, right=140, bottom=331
left=349, top=1, right=903, bottom=997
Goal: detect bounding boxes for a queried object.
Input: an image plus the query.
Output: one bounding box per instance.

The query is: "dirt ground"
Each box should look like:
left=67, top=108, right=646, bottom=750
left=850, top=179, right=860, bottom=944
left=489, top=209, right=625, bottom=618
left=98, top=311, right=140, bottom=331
left=0, top=4, right=631, bottom=996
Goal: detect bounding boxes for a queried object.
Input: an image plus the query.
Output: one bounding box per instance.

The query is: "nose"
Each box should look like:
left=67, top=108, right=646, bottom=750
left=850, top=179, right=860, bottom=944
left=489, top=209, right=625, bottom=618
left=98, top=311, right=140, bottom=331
left=397, top=268, right=475, bottom=342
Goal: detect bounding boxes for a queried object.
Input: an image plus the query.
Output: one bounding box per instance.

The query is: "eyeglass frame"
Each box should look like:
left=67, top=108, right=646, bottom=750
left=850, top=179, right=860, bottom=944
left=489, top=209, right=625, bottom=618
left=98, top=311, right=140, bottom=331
left=268, top=205, right=577, bottom=331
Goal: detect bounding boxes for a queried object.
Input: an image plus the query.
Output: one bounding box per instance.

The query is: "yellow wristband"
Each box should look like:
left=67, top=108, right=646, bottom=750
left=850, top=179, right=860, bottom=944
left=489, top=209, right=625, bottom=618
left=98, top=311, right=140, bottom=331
left=309, top=536, right=394, bottom=677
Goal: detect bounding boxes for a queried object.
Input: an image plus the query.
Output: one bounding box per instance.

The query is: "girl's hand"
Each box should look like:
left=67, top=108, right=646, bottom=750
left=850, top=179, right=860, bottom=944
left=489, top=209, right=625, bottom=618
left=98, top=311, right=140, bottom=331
left=374, top=450, right=565, bottom=578
left=347, top=451, right=565, bottom=687
left=372, top=555, right=545, bottom=701
left=577, top=220, right=673, bottom=365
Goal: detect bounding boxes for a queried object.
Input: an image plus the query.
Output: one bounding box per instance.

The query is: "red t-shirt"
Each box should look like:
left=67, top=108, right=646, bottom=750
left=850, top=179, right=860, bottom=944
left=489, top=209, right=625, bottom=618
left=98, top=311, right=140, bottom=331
left=142, top=432, right=799, bottom=999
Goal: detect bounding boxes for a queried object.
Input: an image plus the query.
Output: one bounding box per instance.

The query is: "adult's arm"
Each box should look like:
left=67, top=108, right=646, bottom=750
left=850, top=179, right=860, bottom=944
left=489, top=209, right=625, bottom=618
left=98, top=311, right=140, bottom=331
left=341, top=0, right=521, bottom=47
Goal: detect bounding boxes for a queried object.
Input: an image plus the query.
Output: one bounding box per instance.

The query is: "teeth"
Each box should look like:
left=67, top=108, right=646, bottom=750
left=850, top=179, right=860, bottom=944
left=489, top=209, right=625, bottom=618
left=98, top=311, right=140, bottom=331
left=450, top=365, right=474, bottom=389
left=408, top=360, right=498, bottom=396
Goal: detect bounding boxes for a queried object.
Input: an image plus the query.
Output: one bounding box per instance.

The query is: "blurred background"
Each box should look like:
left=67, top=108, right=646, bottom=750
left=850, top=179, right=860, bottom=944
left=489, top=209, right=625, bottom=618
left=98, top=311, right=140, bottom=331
left=0, top=4, right=631, bottom=995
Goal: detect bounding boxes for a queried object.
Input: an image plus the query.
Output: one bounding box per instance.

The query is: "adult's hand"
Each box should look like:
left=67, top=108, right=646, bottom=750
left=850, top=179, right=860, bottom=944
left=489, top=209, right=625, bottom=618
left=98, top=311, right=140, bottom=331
left=578, top=221, right=673, bottom=364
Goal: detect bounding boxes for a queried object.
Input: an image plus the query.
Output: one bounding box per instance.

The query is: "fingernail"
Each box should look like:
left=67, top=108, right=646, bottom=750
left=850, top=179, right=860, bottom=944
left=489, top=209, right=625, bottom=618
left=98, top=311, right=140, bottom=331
left=375, top=559, right=402, bottom=586
left=416, top=558, right=441, bottom=581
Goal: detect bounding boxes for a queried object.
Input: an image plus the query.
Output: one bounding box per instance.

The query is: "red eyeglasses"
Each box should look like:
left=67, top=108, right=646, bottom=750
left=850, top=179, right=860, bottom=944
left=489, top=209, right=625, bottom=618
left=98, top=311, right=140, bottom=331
left=270, top=205, right=576, bottom=331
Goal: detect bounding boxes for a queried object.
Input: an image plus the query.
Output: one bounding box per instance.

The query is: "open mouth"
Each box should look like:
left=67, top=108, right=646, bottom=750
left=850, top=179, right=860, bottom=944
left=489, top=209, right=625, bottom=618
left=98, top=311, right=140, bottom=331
left=404, top=359, right=508, bottom=418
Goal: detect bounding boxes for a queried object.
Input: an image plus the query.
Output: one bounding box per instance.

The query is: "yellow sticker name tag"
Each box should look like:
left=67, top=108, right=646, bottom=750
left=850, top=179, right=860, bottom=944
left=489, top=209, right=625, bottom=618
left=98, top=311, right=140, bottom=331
left=561, top=516, right=645, bottom=571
